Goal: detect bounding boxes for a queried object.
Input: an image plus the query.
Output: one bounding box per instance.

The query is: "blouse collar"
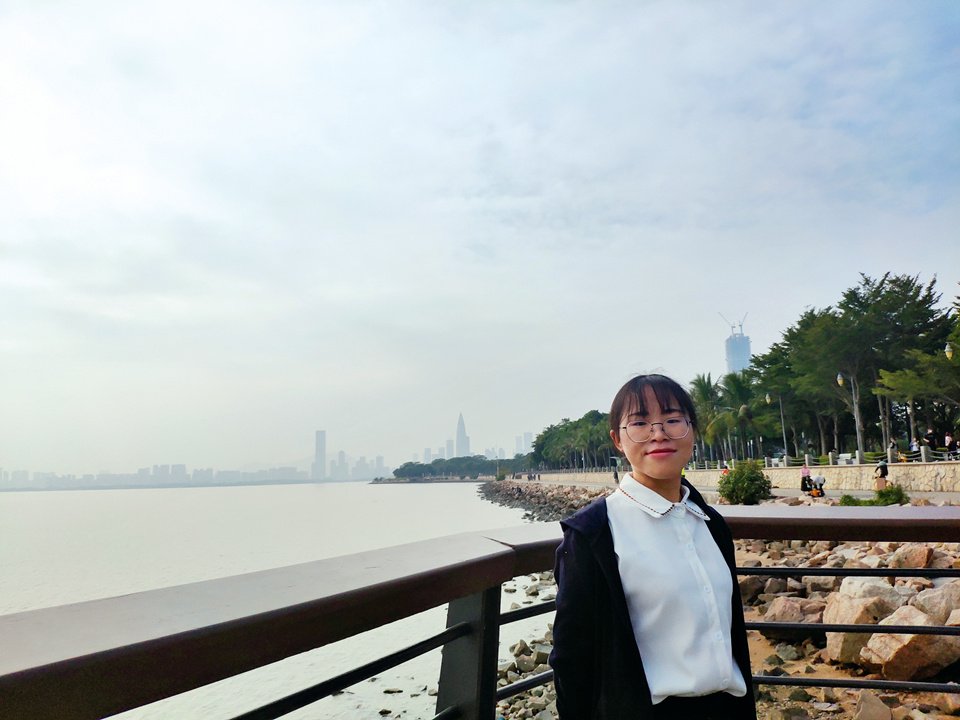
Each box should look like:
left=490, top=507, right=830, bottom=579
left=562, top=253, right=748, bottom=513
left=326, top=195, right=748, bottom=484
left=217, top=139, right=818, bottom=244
left=618, top=473, right=710, bottom=521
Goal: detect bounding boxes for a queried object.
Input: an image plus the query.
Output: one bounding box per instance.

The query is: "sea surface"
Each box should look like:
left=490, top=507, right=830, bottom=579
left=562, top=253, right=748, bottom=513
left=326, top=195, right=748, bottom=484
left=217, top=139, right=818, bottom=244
left=0, top=482, right=555, bottom=719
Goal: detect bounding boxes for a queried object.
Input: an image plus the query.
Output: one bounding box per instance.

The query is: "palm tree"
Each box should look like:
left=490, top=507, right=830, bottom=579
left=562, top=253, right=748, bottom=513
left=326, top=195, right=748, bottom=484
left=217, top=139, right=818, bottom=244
left=712, top=372, right=760, bottom=460
left=689, top=373, right=721, bottom=463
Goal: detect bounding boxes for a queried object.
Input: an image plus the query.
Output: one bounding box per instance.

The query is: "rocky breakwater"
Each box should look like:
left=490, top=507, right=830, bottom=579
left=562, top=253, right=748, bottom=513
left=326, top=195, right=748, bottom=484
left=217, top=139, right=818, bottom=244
left=738, top=523, right=960, bottom=718
left=479, top=480, right=611, bottom=522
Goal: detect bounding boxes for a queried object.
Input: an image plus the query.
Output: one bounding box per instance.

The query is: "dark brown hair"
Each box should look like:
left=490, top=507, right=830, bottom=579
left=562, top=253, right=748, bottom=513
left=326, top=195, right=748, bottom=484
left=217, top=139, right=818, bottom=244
left=608, top=374, right=699, bottom=438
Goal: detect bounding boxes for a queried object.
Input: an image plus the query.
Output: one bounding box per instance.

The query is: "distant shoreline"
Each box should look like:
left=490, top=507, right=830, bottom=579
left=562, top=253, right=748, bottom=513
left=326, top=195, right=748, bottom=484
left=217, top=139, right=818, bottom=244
left=0, top=478, right=373, bottom=493
left=370, top=476, right=489, bottom=484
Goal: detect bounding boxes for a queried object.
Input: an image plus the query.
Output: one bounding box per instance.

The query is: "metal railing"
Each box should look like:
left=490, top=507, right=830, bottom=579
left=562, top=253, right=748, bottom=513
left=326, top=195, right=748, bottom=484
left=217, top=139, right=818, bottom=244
left=2, top=507, right=959, bottom=720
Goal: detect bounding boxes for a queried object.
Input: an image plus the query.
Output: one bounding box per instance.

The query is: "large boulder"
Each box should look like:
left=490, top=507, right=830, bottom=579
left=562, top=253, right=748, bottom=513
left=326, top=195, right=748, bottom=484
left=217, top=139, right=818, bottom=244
left=802, top=574, right=841, bottom=595
left=888, top=544, right=933, bottom=569
left=760, top=596, right=826, bottom=641
left=822, top=594, right=891, bottom=664
left=859, top=605, right=960, bottom=680
left=837, top=577, right=904, bottom=615
left=910, top=579, right=960, bottom=623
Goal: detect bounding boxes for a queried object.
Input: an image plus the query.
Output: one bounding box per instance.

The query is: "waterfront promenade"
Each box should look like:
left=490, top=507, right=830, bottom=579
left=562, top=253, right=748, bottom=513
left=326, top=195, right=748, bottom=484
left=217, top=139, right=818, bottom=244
left=525, top=462, right=960, bottom=504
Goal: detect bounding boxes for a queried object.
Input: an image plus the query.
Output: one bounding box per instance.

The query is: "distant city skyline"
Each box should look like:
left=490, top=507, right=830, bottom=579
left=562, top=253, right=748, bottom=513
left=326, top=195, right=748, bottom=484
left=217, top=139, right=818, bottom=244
left=0, top=417, right=540, bottom=481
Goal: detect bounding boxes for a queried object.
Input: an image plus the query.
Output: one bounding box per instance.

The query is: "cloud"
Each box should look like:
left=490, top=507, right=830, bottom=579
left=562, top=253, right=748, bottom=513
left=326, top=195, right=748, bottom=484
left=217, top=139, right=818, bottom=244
left=0, top=0, right=957, bottom=471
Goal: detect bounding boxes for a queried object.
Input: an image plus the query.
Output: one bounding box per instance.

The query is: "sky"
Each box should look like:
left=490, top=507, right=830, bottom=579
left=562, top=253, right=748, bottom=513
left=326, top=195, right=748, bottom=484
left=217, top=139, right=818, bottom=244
left=2, top=1, right=959, bottom=475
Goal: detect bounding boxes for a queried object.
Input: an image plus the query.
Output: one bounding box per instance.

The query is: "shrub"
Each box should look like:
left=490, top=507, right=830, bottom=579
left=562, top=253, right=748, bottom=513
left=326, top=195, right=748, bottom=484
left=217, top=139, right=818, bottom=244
left=839, top=485, right=910, bottom=507
left=718, top=460, right=772, bottom=505
left=875, top=484, right=910, bottom=505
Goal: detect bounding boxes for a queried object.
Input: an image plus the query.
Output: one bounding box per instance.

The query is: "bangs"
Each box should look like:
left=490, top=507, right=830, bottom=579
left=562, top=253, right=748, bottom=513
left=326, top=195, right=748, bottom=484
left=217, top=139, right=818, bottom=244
left=609, top=374, right=698, bottom=435
left=621, top=383, right=684, bottom=418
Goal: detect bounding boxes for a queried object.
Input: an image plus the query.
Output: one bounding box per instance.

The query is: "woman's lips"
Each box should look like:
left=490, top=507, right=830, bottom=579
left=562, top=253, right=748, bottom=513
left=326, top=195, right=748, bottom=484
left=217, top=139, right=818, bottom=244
left=646, top=449, right=675, bottom=456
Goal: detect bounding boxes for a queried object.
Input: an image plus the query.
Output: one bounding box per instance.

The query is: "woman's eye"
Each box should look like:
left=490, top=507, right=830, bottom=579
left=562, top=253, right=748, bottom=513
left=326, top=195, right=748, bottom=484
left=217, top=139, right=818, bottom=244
left=629, top=421, right=648, bottom=429
left=665, top=418, right=684, bottom=426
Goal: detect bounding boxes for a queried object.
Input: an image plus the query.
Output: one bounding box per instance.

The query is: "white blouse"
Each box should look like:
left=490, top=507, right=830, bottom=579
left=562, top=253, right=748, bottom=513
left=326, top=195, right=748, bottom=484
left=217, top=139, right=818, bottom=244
left=605, top=474, right=747, bottom=704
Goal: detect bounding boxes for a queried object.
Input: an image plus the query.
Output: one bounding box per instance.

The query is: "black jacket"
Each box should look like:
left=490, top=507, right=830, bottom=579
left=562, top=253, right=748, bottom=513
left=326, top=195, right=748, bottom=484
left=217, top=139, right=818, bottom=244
left=548, top=480, right=756, bottom=719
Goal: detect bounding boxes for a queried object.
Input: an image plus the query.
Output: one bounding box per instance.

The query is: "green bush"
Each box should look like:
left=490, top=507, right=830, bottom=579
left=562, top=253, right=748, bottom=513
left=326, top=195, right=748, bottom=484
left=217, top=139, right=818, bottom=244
left=718, top=460, right=772, bottom=505
left=875, top=484, right=910, bottom=505
left=839, top=485, right=910, bottom=507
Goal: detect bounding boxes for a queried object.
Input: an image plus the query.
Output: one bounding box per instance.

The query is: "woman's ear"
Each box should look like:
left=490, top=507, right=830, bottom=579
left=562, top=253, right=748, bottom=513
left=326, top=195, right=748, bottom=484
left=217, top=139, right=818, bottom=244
left=610, top=429, right=622, bottom=454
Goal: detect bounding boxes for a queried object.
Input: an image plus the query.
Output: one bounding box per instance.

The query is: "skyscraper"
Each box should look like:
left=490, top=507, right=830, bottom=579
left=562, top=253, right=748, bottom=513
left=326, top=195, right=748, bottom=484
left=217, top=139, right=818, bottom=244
left=455, top=413, right=470, bottom=457
left=725, top=327, right=751, bottom=373
left=311, top=430, right=327, bottom=481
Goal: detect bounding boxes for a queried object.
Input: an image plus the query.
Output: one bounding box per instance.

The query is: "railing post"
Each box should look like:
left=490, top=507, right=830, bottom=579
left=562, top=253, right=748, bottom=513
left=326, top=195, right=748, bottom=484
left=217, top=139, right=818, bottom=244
left=436, top=587, right=501, bottom=720
left=828, top=451, right=836, bottom=465
left=920, top=446, right=930, bottom=463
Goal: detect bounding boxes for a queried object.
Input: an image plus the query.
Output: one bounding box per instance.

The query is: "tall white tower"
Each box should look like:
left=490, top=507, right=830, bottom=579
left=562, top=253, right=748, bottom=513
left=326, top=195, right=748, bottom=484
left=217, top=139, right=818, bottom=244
left=311, top=430, right=327, bottom=481
left=455, top=413, right=470, bottom=457
left=721, top=314, right=752, bottom=374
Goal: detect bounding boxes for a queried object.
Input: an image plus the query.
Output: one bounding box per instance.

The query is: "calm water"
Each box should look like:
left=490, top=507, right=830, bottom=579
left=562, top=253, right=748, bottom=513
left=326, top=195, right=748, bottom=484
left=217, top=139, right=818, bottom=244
left=0, top=483, right=554, bottom=719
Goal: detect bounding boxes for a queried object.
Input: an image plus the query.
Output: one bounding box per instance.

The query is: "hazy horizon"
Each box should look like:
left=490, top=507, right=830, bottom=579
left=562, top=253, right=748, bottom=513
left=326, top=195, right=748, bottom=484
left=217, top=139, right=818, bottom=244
left=2, top=1, right=958, bottom=474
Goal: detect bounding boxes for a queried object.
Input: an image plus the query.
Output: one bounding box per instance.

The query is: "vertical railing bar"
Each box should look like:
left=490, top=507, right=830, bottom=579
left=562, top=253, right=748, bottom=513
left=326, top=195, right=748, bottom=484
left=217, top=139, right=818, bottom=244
left=435, top=587, right=501, bottom=720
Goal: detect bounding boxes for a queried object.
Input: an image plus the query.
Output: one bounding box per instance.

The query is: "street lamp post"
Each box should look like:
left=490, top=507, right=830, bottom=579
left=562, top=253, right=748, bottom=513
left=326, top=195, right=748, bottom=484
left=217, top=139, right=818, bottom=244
left=836, top=371, right=865, bottom=457
left=766, top=393, right=789, bottom=458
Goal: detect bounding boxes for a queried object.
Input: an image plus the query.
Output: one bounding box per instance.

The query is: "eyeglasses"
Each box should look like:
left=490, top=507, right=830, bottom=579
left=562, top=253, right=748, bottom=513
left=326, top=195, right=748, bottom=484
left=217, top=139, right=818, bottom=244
left=620, top=417, right=691, bottom=443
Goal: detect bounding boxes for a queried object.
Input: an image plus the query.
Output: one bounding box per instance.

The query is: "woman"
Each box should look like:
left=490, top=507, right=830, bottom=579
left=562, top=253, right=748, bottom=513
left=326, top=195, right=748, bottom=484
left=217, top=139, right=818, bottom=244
left=549, top=374, right=756, bottom=719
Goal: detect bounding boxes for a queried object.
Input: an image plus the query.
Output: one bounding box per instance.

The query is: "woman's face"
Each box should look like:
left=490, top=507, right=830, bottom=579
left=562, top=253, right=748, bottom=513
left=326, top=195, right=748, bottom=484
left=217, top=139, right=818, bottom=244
left=610, top=387, right=695, bottom=487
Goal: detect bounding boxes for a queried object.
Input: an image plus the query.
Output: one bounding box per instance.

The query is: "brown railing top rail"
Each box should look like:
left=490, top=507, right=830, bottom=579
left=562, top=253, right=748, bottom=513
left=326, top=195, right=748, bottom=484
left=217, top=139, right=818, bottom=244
left=2, top=506, right=959, bottom=720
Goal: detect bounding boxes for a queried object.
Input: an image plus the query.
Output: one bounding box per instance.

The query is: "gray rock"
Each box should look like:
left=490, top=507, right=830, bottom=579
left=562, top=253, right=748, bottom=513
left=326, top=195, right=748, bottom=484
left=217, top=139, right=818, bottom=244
left=853, top=690, right=892, bottom=720
left=739, top=575, right=765, bottom=602
left=776, top=643, right=801, bottom=661
left=911, top=579, right=960, bottom=623
left=764, top=577, right=788, bottom=594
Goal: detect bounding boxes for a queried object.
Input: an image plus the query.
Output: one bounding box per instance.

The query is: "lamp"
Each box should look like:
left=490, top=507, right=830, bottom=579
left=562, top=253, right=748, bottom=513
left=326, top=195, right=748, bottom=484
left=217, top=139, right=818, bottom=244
left=836, top=371, right=865, bottom=456
left=947, top=342, right=954, bottom=361
left=765, top=392, right=789, bottom=456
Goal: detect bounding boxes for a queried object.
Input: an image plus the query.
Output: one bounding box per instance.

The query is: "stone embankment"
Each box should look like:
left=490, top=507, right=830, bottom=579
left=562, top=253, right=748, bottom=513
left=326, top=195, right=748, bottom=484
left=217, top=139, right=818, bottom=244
left=478, top=480, right=612, bottom=522
left=483, top=481, right=960, bottom=720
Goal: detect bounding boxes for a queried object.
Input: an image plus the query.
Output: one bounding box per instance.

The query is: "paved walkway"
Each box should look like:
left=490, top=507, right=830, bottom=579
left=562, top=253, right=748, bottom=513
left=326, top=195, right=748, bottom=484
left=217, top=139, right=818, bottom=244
left=523, top=474, right=960, bottom=503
